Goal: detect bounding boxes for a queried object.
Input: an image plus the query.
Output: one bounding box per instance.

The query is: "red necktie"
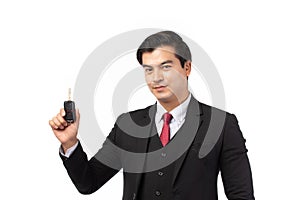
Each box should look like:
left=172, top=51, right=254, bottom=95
left=160, top=113, right=173, bottom=147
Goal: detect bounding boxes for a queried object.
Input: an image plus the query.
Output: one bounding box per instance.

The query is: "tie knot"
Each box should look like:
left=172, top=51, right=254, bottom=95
left=163, top=113, right=173, bottom=124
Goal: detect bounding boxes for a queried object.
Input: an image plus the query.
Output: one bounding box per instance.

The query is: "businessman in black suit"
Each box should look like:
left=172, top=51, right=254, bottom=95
left=49, top=31, right=255, bottom=200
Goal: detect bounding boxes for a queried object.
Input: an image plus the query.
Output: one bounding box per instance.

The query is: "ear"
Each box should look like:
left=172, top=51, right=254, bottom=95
left=184, top=60, right=192, bottom=77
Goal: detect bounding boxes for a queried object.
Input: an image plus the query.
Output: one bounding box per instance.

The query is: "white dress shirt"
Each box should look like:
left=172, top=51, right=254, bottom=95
left=60, top=93, right=191, bottom=157
left=155, top=93, right=191, bottom=139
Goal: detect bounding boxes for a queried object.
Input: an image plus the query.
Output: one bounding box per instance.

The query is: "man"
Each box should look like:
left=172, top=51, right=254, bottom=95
left=49, top=31, right=255, bottom=200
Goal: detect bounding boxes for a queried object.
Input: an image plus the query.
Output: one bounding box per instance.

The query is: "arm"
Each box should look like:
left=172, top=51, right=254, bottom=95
left=220, top=114, right=255, bottom=200
left=59, top=140, right=78, bottom=157
left=50, top=109, right=121, bottom=194
left=60, top=139, right=120, bottom=194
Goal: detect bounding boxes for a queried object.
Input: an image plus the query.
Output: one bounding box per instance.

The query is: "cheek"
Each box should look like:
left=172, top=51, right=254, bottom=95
left=144, top=74, right=152, bottom=84
left=164, top=70, right=186, bottom=85
left=145, top=76, right=154, bottom=90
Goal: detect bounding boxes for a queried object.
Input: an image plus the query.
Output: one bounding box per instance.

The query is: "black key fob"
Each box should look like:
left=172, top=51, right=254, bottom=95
left=64, top=100, right=76, bottom=123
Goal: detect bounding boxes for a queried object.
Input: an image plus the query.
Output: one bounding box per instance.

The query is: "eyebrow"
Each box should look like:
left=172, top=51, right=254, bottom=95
left=142, top=60, right=173, bottom=68
left=161, top=60, right=173, bottom=65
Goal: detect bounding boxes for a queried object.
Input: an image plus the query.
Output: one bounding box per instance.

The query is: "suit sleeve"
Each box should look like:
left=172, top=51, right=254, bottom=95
left=220, top=114, right=255, bottom=200
left=59, top=120, right=122, bottom=195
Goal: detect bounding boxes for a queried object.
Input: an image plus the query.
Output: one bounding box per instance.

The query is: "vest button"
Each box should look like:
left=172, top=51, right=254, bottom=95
left=158, top=171, right=164, bottom=176
left=132, top=193, right=136, bottom=200
left=161, top=152, right=167, bottom=157
left=155, top=190, right=161, bottom=196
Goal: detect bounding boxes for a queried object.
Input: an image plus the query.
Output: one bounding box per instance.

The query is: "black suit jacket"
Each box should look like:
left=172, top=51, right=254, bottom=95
left=60, top=95, right=255, bottom=200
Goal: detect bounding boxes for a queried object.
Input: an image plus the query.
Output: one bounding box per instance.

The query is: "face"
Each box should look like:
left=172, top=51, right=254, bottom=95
left=142, top=46, right=191, bottom=106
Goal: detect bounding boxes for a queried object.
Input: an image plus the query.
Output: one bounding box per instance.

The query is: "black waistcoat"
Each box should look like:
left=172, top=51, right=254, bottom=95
left=137, top=133, right=177, bottom=200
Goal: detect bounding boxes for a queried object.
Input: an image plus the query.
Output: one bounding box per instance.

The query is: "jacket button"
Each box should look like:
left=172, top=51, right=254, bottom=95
left=155, top=190, right=161, bottom=196
left=158, top=171, right=164, bottom=176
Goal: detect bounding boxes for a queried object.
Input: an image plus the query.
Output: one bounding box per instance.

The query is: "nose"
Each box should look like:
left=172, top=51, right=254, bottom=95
left=152, top=68, right=163, bottom=83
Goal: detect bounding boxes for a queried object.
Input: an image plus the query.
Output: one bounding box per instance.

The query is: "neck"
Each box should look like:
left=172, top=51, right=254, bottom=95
left=159, top=92, right=190, bottom=112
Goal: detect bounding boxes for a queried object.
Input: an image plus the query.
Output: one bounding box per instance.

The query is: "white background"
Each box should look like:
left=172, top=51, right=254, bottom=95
left=1, top=0, right=299, bottom=199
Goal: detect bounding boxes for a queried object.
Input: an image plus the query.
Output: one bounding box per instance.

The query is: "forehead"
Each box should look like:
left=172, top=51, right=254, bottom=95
left=142, top=46, right=178, bottom=65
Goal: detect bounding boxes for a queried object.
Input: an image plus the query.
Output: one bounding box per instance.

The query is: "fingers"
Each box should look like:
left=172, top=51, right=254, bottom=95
left=49, top=108, right=68, bottom=130
left=49, top=119, right=58, bottom=129
left=60, top=108, right=65, bottom=117
left=57, top=112, right=68, bottom=127
left=52, top=116, right=64, bottom=129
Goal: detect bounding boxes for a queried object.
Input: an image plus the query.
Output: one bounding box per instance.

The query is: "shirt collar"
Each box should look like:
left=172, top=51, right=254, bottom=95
left=155, top=93, right=191, bottom=124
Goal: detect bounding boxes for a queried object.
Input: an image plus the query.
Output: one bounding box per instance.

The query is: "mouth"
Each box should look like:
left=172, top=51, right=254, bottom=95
left=153, top=85, right=167, bottom=91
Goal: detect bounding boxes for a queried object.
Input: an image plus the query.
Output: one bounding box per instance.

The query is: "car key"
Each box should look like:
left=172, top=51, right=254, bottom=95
left=64, top=88, right=76, bottom=123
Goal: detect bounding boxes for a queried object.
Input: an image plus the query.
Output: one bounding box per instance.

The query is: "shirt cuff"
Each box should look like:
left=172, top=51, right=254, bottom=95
left=59, top=141, right=79, bottom=158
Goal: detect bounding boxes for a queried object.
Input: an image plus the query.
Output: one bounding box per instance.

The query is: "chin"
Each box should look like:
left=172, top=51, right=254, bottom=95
left=153, top=92, right=173, bottom=102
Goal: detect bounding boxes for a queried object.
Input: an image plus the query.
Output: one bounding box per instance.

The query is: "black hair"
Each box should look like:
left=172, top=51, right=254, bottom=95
left=136, top=31, right=192, bottom=68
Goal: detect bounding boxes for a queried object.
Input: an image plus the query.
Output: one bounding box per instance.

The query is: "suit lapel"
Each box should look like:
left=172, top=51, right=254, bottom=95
left=133, top=103, right=157, bottom=194
left=171, top=95, right=203, bottom=186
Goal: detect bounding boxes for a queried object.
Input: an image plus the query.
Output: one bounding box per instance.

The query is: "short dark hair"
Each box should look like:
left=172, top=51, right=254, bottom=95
left=136, top=31, right=192, bottom=68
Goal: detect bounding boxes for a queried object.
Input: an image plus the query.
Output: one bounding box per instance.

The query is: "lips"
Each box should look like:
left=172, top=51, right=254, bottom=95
left=153, top=85, right=167, bottom=91
left=153, top=85, right=166, bottom=88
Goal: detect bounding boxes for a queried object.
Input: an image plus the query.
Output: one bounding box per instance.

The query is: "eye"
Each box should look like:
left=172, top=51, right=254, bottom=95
left=144, top=67, right=153, bottom=73
left=162, top=65, right=171, bottom=69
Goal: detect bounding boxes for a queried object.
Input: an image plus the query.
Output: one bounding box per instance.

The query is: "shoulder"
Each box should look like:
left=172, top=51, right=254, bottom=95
left=115, top=104, right=155, bottom=126
left=195, top=101, right=245, bottom=152
left=197, top=100, right=233, bottom=117
left=128, top=104, right=154, bottom=117
left=196, top=100, right=238, bottom=131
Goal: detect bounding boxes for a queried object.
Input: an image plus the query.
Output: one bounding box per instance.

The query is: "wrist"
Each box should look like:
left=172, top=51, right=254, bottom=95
left=62, top=139, right=78, bottom=153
